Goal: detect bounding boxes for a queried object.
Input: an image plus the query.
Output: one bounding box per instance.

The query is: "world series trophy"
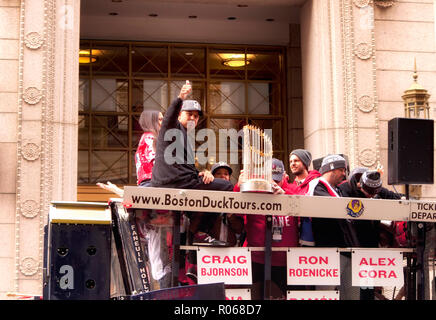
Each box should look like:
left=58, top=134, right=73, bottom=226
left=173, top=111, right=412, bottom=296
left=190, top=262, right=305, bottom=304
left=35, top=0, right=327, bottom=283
left=240, top=125, right=273, bottom=193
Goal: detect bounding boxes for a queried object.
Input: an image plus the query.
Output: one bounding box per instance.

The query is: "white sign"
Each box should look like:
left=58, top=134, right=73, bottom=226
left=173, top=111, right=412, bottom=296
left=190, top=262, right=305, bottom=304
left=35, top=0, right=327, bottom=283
left=351, top=250, right=404, bottom=287
left=410, top=202, right=436, bottom=222
left=287, top=248, right=340, bottom=285
left=287, top=290, right=339, bottom=300
left=197, top=247, right=252, bottom=285
left=225, top=288, right=251, bottom=300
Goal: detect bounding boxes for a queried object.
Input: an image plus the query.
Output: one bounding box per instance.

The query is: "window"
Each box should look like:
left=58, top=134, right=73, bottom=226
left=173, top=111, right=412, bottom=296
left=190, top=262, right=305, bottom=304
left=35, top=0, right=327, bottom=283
left=78, top=41, right=286, bottom=186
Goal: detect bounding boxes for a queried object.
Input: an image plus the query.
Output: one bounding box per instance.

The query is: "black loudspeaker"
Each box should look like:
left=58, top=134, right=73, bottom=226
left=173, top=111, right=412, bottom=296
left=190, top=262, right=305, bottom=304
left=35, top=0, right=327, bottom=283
left=44, top=203, right=112, bottom=300
left=388, top=117, right=434, bottom=185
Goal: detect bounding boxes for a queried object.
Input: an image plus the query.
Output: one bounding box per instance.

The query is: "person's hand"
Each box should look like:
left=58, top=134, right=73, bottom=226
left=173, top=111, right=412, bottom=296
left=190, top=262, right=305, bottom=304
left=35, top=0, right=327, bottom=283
left=96, top=181, right=124, bottom=197
left=237, top=169, right=247, bottom=187
left=271, top=181, right=285, bottom=194
left=376, top=163, right=384, bottom=176
left=282, top=171, right=289, bottom=184
left=199, top=170, right=214, bottom=184
left=178, top=80, right=192, bottom=100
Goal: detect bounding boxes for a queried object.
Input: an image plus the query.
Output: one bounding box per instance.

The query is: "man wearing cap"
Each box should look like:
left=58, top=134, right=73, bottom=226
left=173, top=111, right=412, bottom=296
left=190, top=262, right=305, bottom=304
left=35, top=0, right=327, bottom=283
left=151, top=81, right=233, bottom=247
left=184, top=161, right=245, bottom=283
left=190, top=162, right=244, bottom=247
left=235, top=158, right=299, bottom=299
left=338, top=167, right=403, bottom=300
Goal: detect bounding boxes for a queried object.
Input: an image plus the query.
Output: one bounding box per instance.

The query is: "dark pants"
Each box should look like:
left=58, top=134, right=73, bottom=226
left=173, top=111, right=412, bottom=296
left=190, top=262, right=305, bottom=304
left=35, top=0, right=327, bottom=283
left=139, top=179, right=151, bottom=187
left=252, top=262, right=288, bottom=299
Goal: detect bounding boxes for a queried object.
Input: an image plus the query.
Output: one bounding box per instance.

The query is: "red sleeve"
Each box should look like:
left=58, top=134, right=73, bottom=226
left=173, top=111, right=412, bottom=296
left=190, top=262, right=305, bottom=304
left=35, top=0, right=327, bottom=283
left=135, top=132, right=155, bottom=184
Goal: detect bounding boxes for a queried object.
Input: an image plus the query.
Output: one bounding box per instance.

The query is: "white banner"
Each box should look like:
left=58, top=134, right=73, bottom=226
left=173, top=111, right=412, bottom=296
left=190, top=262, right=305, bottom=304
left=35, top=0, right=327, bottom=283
left=123, top=186, right=416, bottom=221
left=225, top=288, right=251, bottom=300
left=287, top=248, right=340, bottom=285
left=287, top=290, right=340, bottom=300
left=197, top=247, right=252, bottom=285
left=410, top=201, right=436, bottom=222
left=351, top=250, right=404, bottom=287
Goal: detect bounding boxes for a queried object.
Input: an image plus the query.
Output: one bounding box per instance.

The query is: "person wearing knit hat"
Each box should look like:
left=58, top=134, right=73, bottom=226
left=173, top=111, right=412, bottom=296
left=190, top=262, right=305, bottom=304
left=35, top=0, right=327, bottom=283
left=286, top=149, right=320, bottom=247
left=360, top=170, right=382, bottom=197
left=337, top=166, right=404, bottom=300
left=305, top=153, right=353, bottom=247
left=319, top=154, right=347, bottom=175
left=290, top=149, right=312, bottom=171
left=307, top=154, right=359, bottom=300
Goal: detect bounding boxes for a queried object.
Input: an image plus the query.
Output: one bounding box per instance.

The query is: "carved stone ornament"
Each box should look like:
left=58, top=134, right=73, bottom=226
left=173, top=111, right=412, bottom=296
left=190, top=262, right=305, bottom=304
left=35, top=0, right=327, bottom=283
left=22, top=143, right=41, bottom=161
left=354, top=43, right=373, bottom=60
left=23, top=87, right=42, bottom=105
left=357, top=95, right=374, bottom=113
left=19, top=257, right=39, bottom=276
left=21, top=200, right=39, bottom=218
left=359, top=148, right=377, bottom=167
left=24, top=32, right=44, bottom=50
left=353, top=0, right=370, bottom=8
left=374, top=0, right=395, bottom=8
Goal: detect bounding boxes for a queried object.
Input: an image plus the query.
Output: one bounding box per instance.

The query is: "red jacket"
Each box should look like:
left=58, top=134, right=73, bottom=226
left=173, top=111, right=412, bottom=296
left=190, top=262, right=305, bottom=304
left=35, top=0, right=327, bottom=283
left=234, top=184, right=298, bottom=266
left=284, top=170, right=321, bottom=195
left=284, top=170, right=321, bottom=247
left=135, top=132, right=155, bottom=185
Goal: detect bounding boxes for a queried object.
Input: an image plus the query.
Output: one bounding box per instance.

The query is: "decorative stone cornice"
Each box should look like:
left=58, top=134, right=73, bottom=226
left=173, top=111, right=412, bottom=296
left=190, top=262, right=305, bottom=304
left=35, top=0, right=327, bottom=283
left=23, top=87, right=42, bottom=105
left=21, top=200, right=39, bottom=218
left=374, top=0, right=396, bottom=8
left=359, top=148, right=377, bottom=167
left=354, top=42, right=373, bottom=60
left=353, top=0, right=370, bottom=8
left=24, top=32, right=44, bottom=50
left=357, top=95, right=374, bottom=113
left=19, top=257, right=39, bottom=276
left=21, top=142, right=41, bottom=161
left=340, top=0, right=380, bottom=170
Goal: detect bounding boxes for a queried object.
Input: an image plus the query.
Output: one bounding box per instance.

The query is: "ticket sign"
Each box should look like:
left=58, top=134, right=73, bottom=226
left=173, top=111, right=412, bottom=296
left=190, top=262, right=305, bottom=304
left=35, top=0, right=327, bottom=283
left=197, top=247, right=252, bottom=285
left=410, top=202, right=436, bottom=222
left=225, top=288, right=251, bottom=300
left=287, top=248, right=340, bottom=285
left=351, top=250, right=404, bottom=287
left=287, top=290, right=339, bottom=300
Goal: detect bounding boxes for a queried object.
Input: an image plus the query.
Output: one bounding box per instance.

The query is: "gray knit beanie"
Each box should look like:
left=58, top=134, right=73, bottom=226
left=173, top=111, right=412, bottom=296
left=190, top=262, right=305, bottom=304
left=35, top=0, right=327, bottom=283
left=290, top=149, right=312, bottom=170
left=319, top=154, right=347, bottom=175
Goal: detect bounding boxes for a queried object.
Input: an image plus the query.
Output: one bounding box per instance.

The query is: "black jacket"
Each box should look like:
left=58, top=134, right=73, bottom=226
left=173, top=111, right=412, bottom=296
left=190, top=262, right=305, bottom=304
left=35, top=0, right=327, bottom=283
left=338, top=181, right=402, bottom=247
left=151, top=98, right=199, bottom=187
left=311, top=182, right=360, bottom=248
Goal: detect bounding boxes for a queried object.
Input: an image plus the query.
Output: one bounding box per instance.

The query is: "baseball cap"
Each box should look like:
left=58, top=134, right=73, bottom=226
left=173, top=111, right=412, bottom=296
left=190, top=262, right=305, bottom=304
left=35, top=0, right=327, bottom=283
left=181, top=100, right=203, bottom=116
left=211, top=161, right=232, bottom=176
left=272, top=158, right=285, bottom=182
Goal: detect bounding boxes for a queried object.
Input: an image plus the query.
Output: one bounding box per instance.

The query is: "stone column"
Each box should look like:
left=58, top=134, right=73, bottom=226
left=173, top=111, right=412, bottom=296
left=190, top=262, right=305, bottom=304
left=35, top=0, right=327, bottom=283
left=0, top=0, right=21, bottom=299
left=300, top=0, right=381, bottom=170
left=4, top=0, right=80, bottom=297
